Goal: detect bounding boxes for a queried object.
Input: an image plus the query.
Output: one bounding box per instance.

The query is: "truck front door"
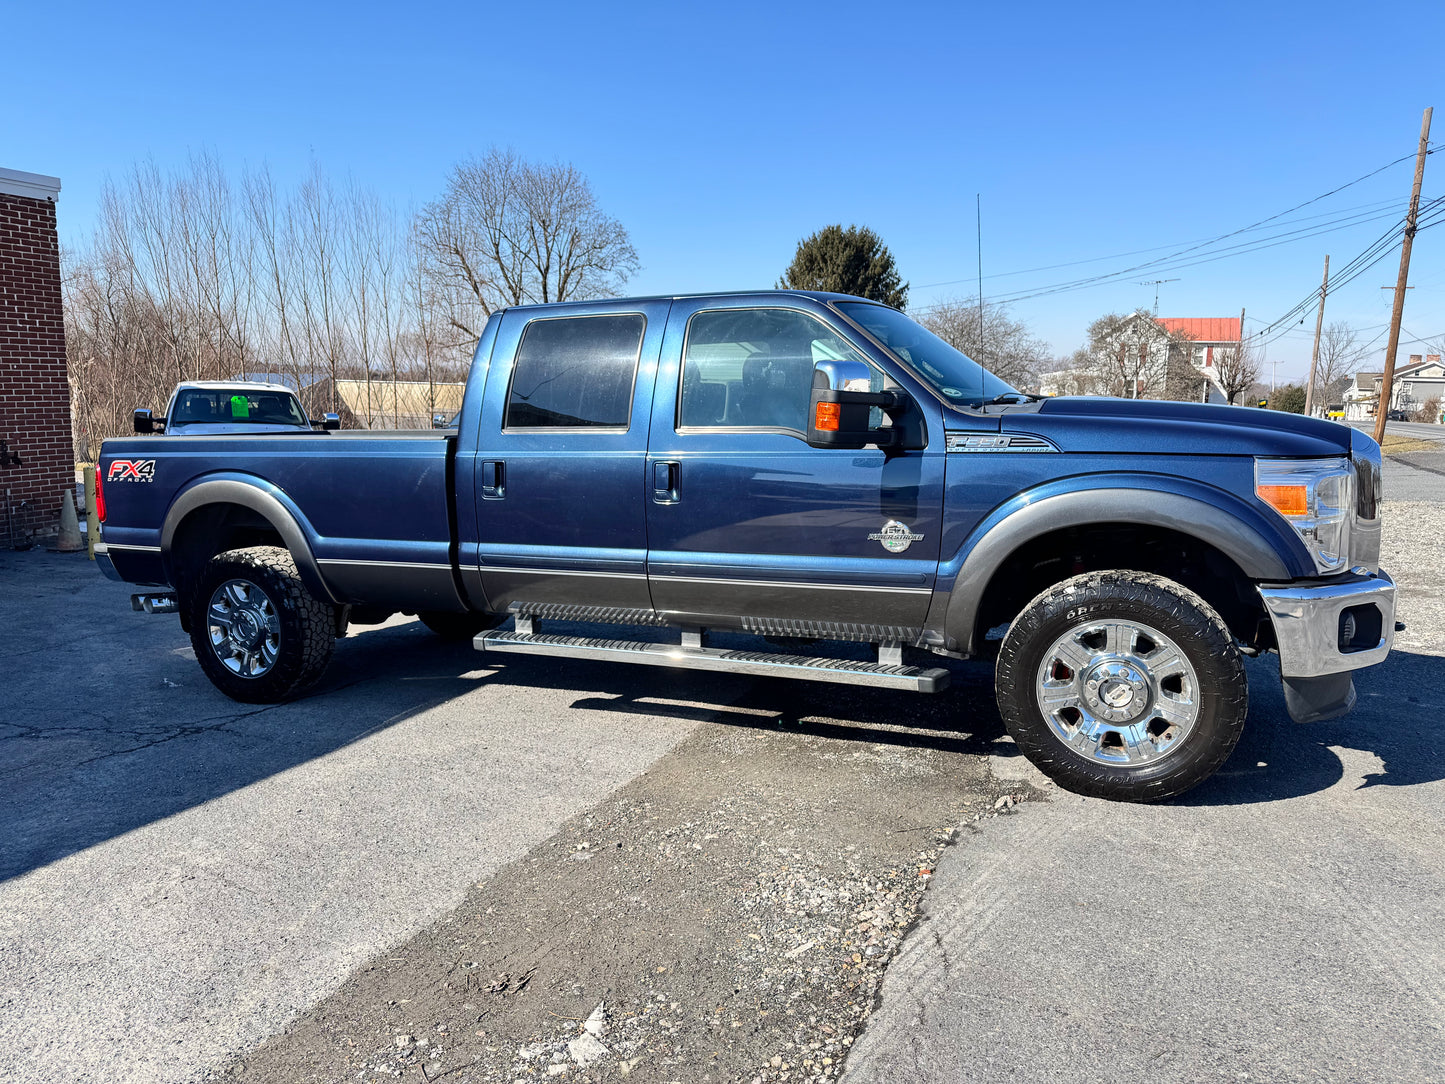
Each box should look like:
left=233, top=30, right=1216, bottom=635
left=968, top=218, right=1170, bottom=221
left=474, top=301, right=669, bottom=613
left=644, top=299, right=945, bottom=633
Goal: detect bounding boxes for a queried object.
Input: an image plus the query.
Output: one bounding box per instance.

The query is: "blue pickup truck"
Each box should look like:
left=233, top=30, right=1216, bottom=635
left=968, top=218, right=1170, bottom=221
left=95, top=291, right=1396, bottom=801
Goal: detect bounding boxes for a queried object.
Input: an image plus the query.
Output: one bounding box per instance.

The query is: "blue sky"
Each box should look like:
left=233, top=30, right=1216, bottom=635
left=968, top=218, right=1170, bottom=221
left=6, top=0, right=1443, bottom=382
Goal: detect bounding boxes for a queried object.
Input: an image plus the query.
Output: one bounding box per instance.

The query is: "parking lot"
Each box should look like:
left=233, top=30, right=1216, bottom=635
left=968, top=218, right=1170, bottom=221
left=2, top=466, right=1442, bottom=1084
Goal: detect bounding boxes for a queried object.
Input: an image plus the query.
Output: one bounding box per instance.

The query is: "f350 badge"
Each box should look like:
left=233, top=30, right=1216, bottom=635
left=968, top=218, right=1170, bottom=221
left=869, top=520, right=924, bottom=554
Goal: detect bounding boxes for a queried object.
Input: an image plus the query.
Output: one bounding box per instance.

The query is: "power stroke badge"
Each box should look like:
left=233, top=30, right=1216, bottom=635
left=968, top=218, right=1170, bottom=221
left=869, top=520, right=924, bottom=554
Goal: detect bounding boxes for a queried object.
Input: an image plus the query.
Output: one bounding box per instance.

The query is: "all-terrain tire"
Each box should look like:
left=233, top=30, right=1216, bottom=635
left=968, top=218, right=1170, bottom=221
left=418, top=610, right=504, bottom=641
left=995, top=570, right=1247, bottom=803
left=189, top=546, right=336, bottom=704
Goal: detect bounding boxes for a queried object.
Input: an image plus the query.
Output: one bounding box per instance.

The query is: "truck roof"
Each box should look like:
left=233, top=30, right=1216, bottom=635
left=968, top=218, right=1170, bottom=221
left=499, top=290, right=878, bottom=314
left=171, top=380, right=299, bottom=394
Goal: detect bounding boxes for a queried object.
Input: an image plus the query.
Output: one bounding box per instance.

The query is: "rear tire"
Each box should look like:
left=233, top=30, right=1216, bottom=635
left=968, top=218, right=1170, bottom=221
left=189, top=546, right=335, bottom=703
left=418, top=610, right=503, bottom=641
left=995, top=571, right=1247, bottom=803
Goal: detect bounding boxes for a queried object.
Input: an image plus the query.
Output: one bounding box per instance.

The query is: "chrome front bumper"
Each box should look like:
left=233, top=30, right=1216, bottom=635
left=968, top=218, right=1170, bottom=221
left=1258, top=569, right=1396, bottom=679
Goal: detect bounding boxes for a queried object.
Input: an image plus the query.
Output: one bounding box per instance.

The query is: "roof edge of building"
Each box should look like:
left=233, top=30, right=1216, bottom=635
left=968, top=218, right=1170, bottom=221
left=0, top=167, right=62, bottom=202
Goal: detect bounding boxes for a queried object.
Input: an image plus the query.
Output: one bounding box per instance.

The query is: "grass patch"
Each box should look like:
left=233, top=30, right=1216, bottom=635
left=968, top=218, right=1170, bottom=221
left=1380, top=434, right=1441, bottom=455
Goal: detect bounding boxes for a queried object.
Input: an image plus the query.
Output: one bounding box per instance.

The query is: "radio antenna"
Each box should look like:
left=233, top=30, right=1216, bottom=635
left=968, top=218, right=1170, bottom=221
left=977, top=193, right=985, bottom=409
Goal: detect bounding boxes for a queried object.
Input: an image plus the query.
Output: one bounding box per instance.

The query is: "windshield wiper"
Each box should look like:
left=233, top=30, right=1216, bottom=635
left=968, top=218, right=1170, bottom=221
left=987, top=392, right=1042, bottom=404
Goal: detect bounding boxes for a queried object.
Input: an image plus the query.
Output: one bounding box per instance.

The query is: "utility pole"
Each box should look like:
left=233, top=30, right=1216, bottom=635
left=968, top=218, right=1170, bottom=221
left=1374, top=106, right=1433, bottom=443
left=1305, top=255, right=1330, bottom=417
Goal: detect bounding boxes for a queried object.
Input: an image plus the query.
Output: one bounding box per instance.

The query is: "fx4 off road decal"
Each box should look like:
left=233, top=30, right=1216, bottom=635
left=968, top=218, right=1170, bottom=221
left=107, top=459, right=156, bottom=482
left=869, top=520, right=924, bottom=554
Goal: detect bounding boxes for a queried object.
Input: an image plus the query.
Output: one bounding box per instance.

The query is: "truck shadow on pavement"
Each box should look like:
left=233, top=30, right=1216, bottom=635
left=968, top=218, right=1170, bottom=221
left=12, top=599, right=1431, bottom=884
left=1181, top=648, right=1445, bottom=805
left=0, top=620, right=491, bottom=884
left=0, top=613, right=1013, bottom=885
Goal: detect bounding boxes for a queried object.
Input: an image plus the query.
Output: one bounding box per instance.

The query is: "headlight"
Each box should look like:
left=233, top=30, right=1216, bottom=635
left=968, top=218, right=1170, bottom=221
left=1255, top=457, right=1353, bottom=575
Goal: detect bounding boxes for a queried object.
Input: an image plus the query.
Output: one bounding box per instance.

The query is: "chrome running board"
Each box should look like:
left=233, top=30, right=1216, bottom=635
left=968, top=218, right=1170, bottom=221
left=476, top=622, right=949, bottom=693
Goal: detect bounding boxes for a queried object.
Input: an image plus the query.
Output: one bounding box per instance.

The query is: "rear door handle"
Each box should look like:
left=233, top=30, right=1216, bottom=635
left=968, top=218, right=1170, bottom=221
left=652, top=460, right=679, bottom=504
left=482, top=460, right=505, bottom=499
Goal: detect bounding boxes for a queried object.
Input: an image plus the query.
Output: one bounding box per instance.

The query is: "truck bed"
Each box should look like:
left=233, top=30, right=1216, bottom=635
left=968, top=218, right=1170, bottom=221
left=99, top=430, right=458, bottom=610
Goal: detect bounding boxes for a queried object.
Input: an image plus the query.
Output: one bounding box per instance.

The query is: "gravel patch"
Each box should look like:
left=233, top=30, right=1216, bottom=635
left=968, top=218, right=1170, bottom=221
left=217, top=677, right=1029, bottom=1084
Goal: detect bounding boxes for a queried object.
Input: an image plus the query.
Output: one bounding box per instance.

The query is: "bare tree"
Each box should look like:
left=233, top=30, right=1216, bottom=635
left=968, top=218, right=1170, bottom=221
left=414, top=149, right=639, bottom=344
left=913, top=296, right=1051, bottom=389
left=1078, top=313, right=1173, bottom=399
left=64, top=152, right=630, bottom=454
left=1213, top=332, right=1263, bottom=405
left=1309, top=321, right=1370, bottom=409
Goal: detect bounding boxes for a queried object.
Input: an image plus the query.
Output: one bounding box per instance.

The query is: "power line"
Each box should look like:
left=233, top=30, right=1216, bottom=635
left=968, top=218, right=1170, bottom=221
left=913, top=196, right=1406, bottom=290
left=1252, top=194, right=1445, bottom=348
left=913, top=151, right=1423, bottom=311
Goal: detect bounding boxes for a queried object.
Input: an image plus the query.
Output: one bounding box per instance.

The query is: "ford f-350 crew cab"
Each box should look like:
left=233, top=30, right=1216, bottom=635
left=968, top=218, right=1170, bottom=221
left=95, top=291, right=1396, bottom=801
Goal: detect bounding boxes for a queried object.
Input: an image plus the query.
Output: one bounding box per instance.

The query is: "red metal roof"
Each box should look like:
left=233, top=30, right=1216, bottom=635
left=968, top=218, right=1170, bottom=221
left=1154, top=317, right=1241, bottom=343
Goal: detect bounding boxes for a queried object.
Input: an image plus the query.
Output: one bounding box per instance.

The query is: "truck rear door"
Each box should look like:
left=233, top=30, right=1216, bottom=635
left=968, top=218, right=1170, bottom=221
left=473, top=301, right=670, bottom=612
left=643, top=298, right=945, bottom=632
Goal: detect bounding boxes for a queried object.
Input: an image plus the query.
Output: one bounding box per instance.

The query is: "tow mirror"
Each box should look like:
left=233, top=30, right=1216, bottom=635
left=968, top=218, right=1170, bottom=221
left=805, top=360, right=917, bottom=450
left=132, top=408, right=159, bottom=434
left=317, top=413, right=341, bottom=431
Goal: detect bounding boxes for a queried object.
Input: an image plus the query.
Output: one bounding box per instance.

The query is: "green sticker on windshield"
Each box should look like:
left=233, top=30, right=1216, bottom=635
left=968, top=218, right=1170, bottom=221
left=230, top=395, right=250, bottom=418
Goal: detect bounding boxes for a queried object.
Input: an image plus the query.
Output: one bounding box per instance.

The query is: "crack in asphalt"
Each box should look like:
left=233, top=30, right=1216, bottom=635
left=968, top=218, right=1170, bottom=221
left=72, top=704, right=284, bottom=766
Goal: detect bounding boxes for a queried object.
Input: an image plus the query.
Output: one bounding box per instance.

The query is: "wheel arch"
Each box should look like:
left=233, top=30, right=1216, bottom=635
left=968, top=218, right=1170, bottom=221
left=161, top=476, right=337, bottom=611
left=939, top=484, right=1301, bottom=655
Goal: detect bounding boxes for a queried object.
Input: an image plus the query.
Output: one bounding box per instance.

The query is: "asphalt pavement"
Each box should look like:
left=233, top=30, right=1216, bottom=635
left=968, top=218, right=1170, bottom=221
left=0, top=555, right=702, bottom=1083
left=1348, top=417, right=1445, bottom=442
left=844, top=497, right=1445, bottom=1084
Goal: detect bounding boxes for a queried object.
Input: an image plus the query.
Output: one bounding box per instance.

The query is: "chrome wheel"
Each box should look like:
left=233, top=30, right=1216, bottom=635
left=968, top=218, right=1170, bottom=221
left=1034, top=618, right=1199, bottom=765
left=206, top=578, right=281, bottom=678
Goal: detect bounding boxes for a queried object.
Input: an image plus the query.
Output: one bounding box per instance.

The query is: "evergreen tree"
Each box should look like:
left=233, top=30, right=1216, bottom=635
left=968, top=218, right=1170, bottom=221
left=778, top=224, right=908, bottom=309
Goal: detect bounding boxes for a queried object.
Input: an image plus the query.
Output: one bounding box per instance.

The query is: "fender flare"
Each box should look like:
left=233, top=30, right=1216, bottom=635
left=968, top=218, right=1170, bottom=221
left=161, top=475, right=338, bottom=604
left=938, top=484, right=1303, bottom=654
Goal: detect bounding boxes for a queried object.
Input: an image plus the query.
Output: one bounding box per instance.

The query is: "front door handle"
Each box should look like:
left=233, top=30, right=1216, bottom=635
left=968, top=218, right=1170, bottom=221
left=482, top=460, right=505, bottom=499
left=652, top=460, right=679, bottom=504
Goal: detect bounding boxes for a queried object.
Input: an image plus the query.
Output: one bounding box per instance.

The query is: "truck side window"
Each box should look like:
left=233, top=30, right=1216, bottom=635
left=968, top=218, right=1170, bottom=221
left=505, top=314, right=646, bottom=429
left=680, top=308, right=878, bottom=432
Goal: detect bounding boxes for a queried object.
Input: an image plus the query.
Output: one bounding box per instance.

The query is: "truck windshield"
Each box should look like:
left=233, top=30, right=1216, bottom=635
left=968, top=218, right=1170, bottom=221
left=832, top=302, right=1019, bottom=407
left=171, top=389, right=308, bottom=427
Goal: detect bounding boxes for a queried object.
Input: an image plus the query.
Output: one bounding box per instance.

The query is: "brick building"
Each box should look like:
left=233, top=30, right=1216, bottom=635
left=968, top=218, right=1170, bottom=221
left=0, top=167, right=73, bottom=545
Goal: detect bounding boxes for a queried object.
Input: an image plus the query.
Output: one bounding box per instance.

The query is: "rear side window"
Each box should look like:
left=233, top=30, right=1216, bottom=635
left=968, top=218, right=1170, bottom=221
left=505, top=314, right=645, bottom=429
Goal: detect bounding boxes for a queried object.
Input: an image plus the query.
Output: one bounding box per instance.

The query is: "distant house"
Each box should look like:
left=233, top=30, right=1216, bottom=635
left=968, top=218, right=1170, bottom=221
left=301, top=377, right=465, bottom=429
left=1344, top=356, right=1445, bottom=421
left=1392, top=355, right=1445, bottom=419
left=1075, top=311, right=1232, bottom=402
left=1154, top=316, right=1239, bottom=404
left=1039, top=367, right=1099, bottom=397
left=1344, top=371, right=1382, bottom=421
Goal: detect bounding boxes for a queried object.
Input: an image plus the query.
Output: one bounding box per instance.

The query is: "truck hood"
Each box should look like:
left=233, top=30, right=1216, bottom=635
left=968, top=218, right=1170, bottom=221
left=986, top=396, right=1354, bottom=458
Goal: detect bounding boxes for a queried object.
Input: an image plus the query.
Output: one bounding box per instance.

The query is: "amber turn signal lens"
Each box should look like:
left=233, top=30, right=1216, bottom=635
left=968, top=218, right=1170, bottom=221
left=1257, top=483, right=1308, bottom=516
left=814, top=402, right=841, bottom=432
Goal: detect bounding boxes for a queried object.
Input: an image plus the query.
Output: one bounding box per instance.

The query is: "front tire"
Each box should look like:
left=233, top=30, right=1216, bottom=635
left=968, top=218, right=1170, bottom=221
left=189, top=546, right=335, bottom=703
left=995, top=571, right=1247, bottom=802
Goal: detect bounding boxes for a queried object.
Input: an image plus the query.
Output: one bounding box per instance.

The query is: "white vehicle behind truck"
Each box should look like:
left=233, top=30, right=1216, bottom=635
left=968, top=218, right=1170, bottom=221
left=133, top=381, right=338, bottom=436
